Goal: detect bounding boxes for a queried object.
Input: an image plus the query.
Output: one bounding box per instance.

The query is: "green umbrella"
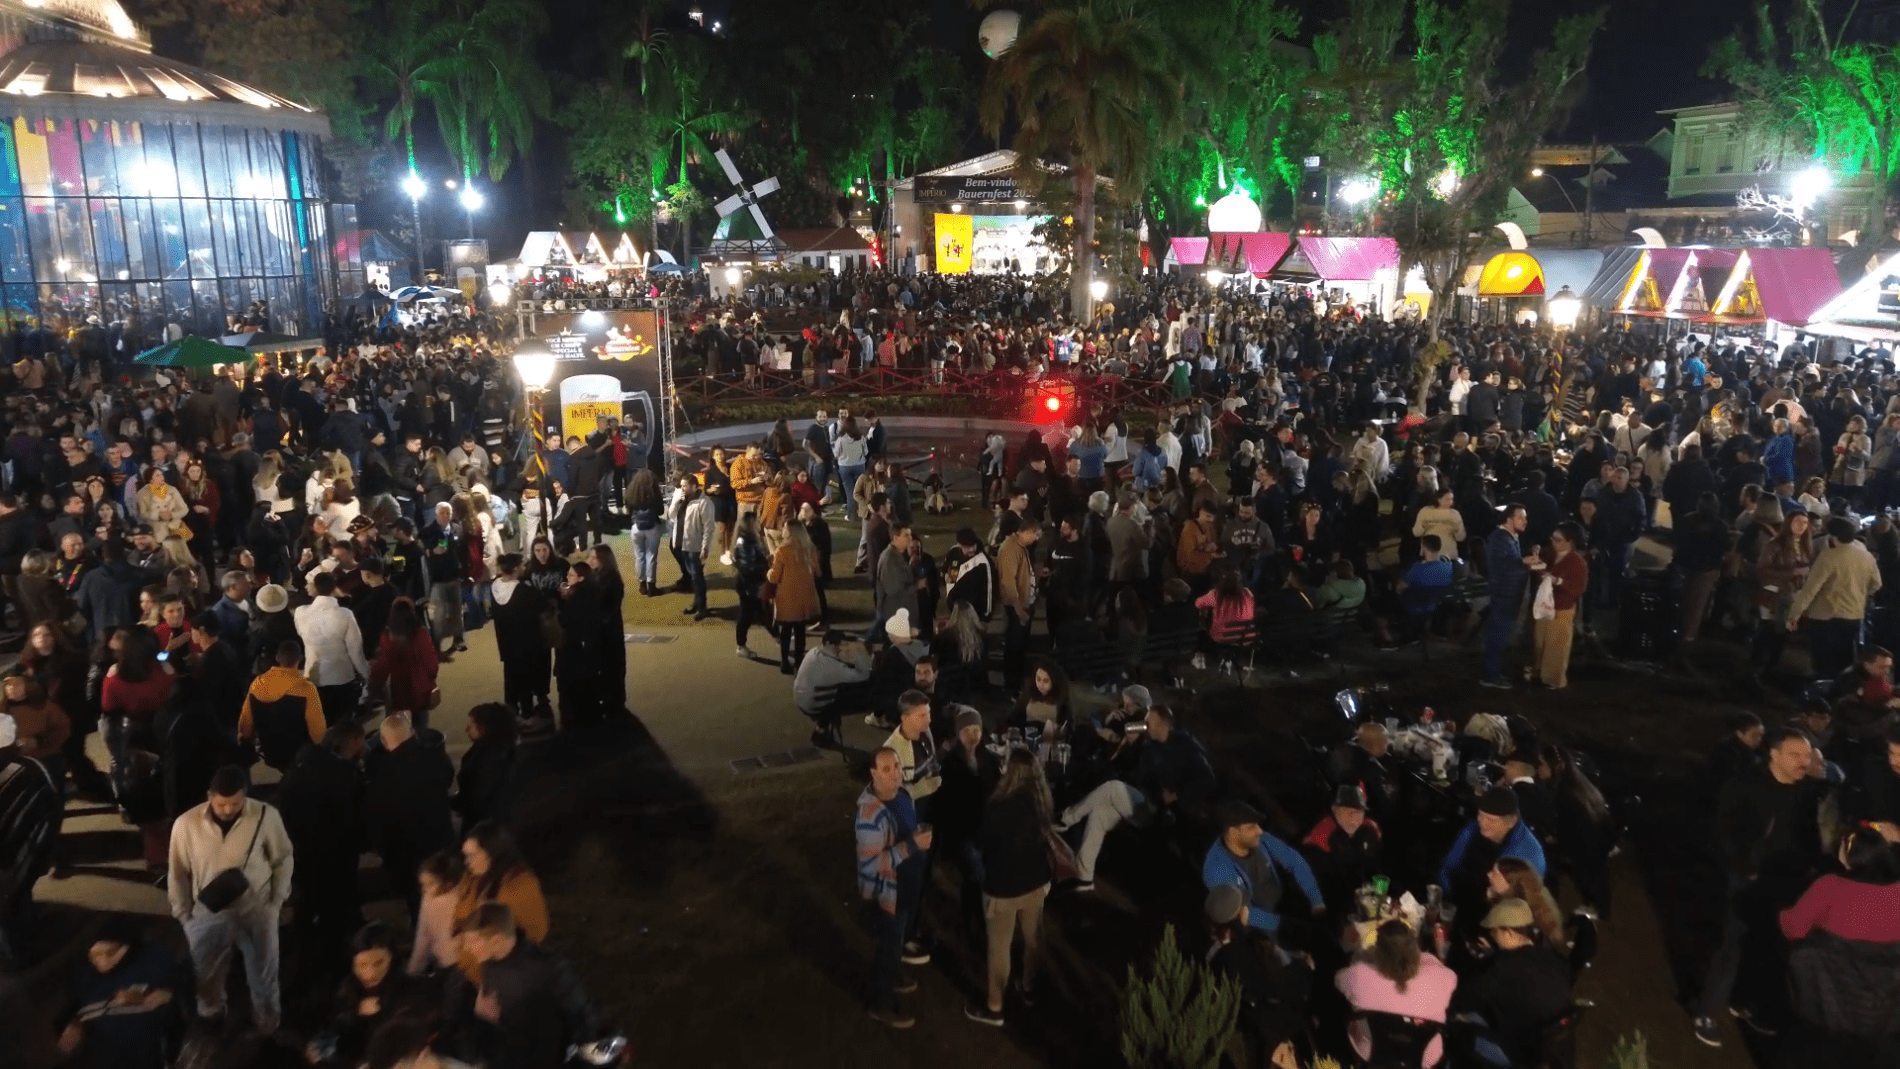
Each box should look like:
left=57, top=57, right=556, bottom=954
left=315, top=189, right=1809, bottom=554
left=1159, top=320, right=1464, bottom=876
left=133, top=336, right=247, bottom=369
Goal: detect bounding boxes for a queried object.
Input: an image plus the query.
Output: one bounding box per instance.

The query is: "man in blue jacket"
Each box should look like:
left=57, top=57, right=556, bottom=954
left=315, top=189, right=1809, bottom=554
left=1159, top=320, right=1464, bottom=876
left=1202, top=801, right=1324, bottom=939
left=1480, top=505, right=1538, bottom=689
left=1761, top=418, right=1796, bottom=494
left=1438, top=786, right=1546, bottom=921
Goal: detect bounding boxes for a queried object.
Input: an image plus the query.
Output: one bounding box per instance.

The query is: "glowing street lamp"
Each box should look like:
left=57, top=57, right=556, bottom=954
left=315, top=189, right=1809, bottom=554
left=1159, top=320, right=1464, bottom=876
left=487, top=281, right=512, bottom=308
left=1089, top=278, right=1108, bottom=303
left=513, top=348, right=555, bottom=391
left=1547, top=285, right=1582, bottom=330
left=724, top=266, right=743, bottom=286
left=459, top=185, right=484, bottom=238
left=1338, top=177, right=1379, bottom=206
left=1432, top=167, right=1459, bottom=198
left=1790, top=166, right=1831, bottom=211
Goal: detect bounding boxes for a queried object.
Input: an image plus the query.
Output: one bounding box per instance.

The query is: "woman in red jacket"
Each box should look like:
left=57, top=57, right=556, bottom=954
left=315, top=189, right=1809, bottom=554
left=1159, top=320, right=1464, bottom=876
left=1781, top=825, right=1900, bottom=943
left=369, top=598, right=441, bottom=729
left=1530, top=521, right=1589, bottom=690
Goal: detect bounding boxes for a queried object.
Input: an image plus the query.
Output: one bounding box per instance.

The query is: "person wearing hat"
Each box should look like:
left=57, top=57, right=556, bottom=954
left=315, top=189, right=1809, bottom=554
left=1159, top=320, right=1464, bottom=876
left=935, top=705, right=1000, bottom=932
left=1437, top=786, right=1546, bottom=924
left=1301, top=786, right=1385, bottom=913
left=864, top=609, right=929, bottom=730
left=1203, top=883, right=1313, bottom=1069
left=53, top=916, right=187, bottom=1069
left=1202, top=801, right=1325, bottom=942
left=1454, top=898, right=1574, bottom=1068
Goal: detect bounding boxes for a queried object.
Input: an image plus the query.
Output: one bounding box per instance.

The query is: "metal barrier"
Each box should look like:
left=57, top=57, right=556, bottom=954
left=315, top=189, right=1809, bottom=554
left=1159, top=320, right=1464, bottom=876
left=688, top=366, right=1175, bottom=410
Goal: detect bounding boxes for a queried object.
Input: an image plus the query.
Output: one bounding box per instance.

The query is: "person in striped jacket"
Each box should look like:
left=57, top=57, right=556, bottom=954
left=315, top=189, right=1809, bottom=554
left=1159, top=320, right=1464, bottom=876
left=855, top=746, right=932, bottom=1029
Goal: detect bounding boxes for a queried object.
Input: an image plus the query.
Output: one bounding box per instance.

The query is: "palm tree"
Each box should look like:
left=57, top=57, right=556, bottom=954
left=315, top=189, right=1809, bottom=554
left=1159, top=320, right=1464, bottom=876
left=366, top=0, right=460, bottom=172
left=652, top=50, right=745, bottom=258
left=609, top=0, right=671, bottom=99
left=980, top=0, right=1186, bottom=320
left=432, top=0, right=551, bottom=182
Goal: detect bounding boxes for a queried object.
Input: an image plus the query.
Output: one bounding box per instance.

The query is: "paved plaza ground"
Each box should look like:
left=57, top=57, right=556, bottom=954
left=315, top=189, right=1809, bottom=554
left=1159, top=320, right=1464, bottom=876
left=12, top=456, right=1777, bottom=1069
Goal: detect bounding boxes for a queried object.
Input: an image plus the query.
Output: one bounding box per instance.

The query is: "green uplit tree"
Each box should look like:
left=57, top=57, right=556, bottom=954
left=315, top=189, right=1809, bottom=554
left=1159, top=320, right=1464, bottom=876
left=364, top=1, right=460, bottom=174
left=1145, top=0, right=1305, bottom=246
left=1308, top=0, right=1600, bottom=407
left=1119, top=925, right=1240, bottom=1069
left=1706, top=1, right=1900, bottom=243
left=980, top=0, right=1187, bottom=322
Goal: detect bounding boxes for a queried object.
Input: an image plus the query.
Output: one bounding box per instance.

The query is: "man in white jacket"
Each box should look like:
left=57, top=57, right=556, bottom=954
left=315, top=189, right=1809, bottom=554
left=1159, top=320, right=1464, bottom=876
left=294, top=570, right=370, bottom=725
left=168, top=766, right=294, bottom=1037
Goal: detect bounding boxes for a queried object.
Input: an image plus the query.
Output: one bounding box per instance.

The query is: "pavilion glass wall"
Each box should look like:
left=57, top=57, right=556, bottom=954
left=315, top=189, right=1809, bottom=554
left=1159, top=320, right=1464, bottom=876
left=0, top=114, right=353, bottom=349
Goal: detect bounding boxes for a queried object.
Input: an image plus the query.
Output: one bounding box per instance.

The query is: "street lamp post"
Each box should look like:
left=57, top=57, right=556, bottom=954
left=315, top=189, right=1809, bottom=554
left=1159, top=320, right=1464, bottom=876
left=513, top=347, right=556, bottom=451
left=1531, top=169, right=1591, bottom=244
left=460, top=186, right=484, bottom=239
left=402, top=170, right=426, bottom=281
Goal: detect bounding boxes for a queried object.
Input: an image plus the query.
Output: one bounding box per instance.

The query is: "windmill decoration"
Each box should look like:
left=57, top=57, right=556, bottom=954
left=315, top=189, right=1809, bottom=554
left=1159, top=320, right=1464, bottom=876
left=708, top=148, right=786, bottom=258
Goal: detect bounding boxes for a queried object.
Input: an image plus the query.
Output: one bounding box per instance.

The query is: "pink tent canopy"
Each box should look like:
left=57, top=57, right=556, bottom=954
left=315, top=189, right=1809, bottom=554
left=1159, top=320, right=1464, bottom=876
left=1293, top=237, right=1399, bottom=281
left=1169, top=237, right=1209, bottom=266
left=1747, top=247, right=1843, bottom=326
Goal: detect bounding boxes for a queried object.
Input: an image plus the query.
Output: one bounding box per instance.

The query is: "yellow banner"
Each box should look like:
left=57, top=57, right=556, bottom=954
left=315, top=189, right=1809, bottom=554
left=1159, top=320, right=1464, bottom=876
left=935, top=213, right=973, bottom=274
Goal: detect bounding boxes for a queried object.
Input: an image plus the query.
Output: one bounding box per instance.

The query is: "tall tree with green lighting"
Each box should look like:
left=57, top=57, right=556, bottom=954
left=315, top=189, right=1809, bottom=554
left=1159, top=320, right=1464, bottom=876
left=1144, top=0, right=1305, bottom=247
left=1706, top=1, right=1900, bottom=244
left=1308, top=0, right=1599, bottom=407
left=981, top=0, right=1187, bottom=322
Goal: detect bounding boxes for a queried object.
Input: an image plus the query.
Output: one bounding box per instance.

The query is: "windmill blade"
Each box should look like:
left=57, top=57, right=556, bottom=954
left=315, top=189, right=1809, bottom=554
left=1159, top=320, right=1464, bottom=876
left=748, top=201, right=775, bottom=239
left=751, top=176, right=781, bottom=198
left=714, top=192, right=745, bottom=218
left=713, top=148, right=743, bottom=187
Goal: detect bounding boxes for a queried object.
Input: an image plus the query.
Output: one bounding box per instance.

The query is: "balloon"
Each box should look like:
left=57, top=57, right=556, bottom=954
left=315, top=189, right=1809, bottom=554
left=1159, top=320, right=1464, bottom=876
left=979, top=10, right=1021, bottom=59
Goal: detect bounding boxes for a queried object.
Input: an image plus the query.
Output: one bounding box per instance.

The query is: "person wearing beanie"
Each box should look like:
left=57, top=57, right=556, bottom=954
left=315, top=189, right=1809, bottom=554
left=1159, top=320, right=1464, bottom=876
left=1201, top=801, right=1325, bottom=941
left=1437, top=786, right=1546, bottom=924
left=1205, top=883, right=1314, bottom=1069
left=1301, top=785, right=1385, bottom=913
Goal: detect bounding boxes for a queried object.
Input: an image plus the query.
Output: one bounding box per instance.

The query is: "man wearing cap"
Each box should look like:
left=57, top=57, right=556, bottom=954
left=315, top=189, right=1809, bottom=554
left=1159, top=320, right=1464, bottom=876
left=1202, top=801, right=1325, bottom=940
left=1054, top=706, right=1214, bottom=891
left=1437, top=786, right=1545, bottom=920
left=1456, top=898, right=1573, bottom=1067
left=1301, top=786, right=1385, bottom=913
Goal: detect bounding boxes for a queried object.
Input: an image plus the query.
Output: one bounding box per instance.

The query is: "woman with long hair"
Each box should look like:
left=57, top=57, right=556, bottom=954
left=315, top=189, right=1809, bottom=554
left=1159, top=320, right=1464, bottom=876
left=99, top=627, right=175, bottom=873
left=134, top=466, right=184, bottom=541
left=1195, top=565, right=1256, bottom=669
left=731, top=513, right=771, bottom=660
left=254, top=451, right=294, bottom=517
left=1487, top=857, right=1567, bottom=948
left=524, top=537, right=566, bottom=598
left=968, top=747, right=1055, bottom=1026
left=626, top=468, right=663, bottom=596
left=587, top=544, right=627, bottom=718
left=933, top=599, right=987, bottom=675
left=759, top=470, right=792, bottom=554
left=178, top=456, right=220, bottom=557
left=1008, top=657, right=1072, bottom=735
left=452, top=822, right=549, bottom=979
left=368, top=598, right=441, bottom=729
left=1537, top=742, right=1615, bottom=915
left=767, top=520, right=822, bottom=673
left=87, top=500, right=126, bottom=553
left=321, top=478, right=362, bottom=541
left=704, top=446, right=737, bottom=554
left=835, top=417, right=868, bottom=517
left=1753, top=508, right=1813, bottom=675
left=1336, top=919, right=1458, bottom=1066
left=22, top=621, right=102, bottom=797
left=1532, top=522, right=1590, bottom=689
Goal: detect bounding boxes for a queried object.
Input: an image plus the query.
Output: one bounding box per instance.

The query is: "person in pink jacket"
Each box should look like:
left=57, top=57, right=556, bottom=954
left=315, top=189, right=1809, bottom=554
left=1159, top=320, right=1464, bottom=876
left=1335, top=919, right=1459, bottom=1066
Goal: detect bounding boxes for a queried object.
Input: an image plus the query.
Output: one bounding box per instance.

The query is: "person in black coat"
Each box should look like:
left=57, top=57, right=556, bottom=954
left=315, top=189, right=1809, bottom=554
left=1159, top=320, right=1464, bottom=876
left=53, top=918, right=187, bottom=1069
left=555, top=561, right=603, bottom=732
left=276, top=722, right=367, bottom=963
left=364, top=712, right=454, bottom=918
left=456, top=703, right=518, bottom=829
left=587, top=546, right=627, bottom=719
left=244, top=504, right=292, bottom=583
left=306, top=922, right=416, bottom=1068
left=350, top=558, right=397, bottom=658
left=935, top=707, right=1001, bottom=934
left=488, top=554, right=551, bottom=722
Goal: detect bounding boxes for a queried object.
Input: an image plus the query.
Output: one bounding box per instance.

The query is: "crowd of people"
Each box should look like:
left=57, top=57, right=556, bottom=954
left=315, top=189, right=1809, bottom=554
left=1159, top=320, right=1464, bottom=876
left=663, top=266, right=1900, bottom=1064
left=0, top=306, right=637, bottom=1068
left=4, top=258, right=1900, bottom=1067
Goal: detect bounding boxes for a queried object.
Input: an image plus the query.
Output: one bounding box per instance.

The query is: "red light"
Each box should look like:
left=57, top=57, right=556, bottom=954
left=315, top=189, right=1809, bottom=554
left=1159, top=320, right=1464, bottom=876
left=1044, top=396, right=1061, bottom=412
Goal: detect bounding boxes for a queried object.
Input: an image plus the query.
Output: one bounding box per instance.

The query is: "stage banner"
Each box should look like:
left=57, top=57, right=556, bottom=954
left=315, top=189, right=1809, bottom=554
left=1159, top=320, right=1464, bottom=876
left=935, top=213, right=974, bottom=275
left=530, top=308, right=666, bottom=467
left=559, top=374, right=629, bottom=444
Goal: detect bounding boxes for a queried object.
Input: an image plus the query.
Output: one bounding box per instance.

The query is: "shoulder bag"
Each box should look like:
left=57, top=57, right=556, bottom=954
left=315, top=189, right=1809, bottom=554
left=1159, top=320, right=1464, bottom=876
left=196, top=808, right=266, bottom=913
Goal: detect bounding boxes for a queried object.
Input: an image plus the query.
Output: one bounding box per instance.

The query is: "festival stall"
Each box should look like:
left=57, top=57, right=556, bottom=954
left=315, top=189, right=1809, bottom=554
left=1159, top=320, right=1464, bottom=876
left=1784, top=250, right=1900, bottom=345
left=1272, top=237, right=1402, bottom=313
left=1472, top=248, right=1605, bottom=324
left=1578, top=247, right=1647, bottom=319
left=1706, top=247, right=1843, bottom=338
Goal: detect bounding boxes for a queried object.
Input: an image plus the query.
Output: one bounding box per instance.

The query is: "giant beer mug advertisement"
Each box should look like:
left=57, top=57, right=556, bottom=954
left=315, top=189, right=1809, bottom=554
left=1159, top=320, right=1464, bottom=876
left=533, top=308, right=664, bottom=469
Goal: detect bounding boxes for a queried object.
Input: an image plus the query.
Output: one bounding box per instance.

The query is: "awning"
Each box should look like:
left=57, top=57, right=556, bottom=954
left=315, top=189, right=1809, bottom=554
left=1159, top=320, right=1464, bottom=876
left=1666, top=248, right=1743, bottom=317
left=1477, top=252, right=1546, bottom=296
left=1804, top=250, right=1900, bottom=340
left=1205, top=232, right=1292, bottom=277
left=1621, top=248, right=1693, bottom=313
left=1292, top=236, right=1398, bottom=281
left=222, top=331, right=324, bottom=354
left=1169, top=237, right=1209, bottom=267
left=1748, top=247, right=1843, bottom=326
left=1580, top=247, right=1646, bottom=307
